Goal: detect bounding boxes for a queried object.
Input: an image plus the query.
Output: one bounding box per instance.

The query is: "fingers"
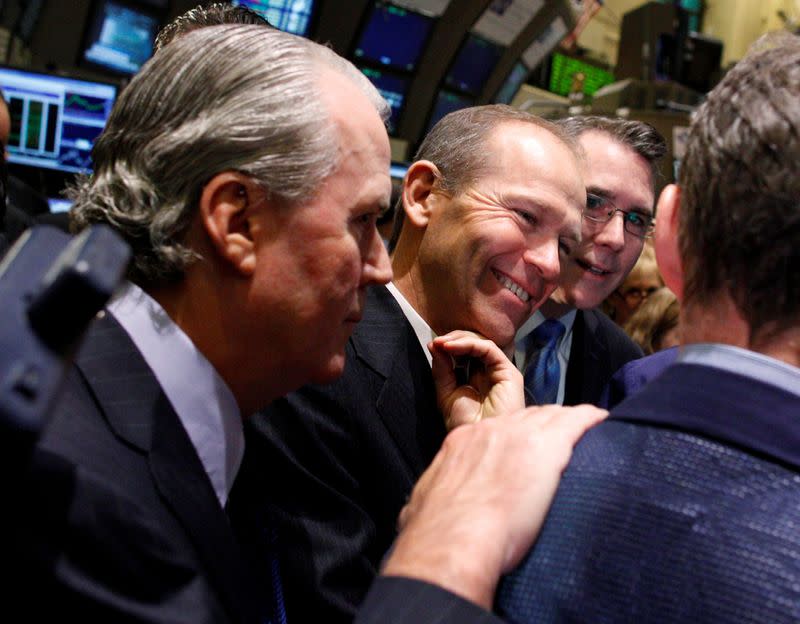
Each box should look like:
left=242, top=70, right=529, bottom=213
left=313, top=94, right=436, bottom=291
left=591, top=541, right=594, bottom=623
left=385, top=402, right=608, bottom=609
left=430, top=330, right=514, bottom=372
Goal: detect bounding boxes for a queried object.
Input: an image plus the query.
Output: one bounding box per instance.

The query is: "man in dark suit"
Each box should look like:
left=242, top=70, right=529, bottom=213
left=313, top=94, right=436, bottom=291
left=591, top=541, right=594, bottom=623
left=243, top=105, right=589, bottom=621
left=19, top=23, right=606, bottom=623
left=498, top=33, right=800, bottom=623
left=514, top=117, right=666, bottom=407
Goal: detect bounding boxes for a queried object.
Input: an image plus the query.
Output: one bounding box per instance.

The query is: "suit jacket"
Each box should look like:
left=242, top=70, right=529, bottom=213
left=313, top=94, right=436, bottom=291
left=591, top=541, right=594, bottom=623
left=12, top=302, right=500, bottom=624
left=497, top=362, right=800, bottom=623
left=599, top=345, right=678, bottom=408
left=21, top=313, right=263, bottom=623
left=237, top=284, right=450, bottom=623
left=562, top=308, right=643, bottom=406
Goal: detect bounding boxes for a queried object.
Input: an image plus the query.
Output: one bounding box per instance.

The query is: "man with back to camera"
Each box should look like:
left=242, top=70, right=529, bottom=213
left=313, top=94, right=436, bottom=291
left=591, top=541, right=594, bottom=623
left=514, top=116, right=666, bottom=407
left=236, top=104, right=588, bottom=622
left=14, top=24, right=606, bottom=623
left=498, top=33, right=800, bottom=623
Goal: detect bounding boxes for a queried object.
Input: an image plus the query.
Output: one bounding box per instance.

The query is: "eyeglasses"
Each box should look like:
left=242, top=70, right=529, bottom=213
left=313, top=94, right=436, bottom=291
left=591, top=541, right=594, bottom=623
left=617, top=286, right=659, bottom=305
left=583, top=193, right=655, bottom=239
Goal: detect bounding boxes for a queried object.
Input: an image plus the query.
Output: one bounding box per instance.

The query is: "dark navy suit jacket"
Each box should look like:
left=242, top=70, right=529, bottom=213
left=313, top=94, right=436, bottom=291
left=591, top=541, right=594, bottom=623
left=238, top=285, right=471, bottom=622
left=562, top=309, right=643, bottom=406
left=23, top=313, right=263, bottom=623
left=599, top=346, right=679, bottom=408
left=497, top=361, right=800, bottom=623
left=19, top=306, right=497, bottom=624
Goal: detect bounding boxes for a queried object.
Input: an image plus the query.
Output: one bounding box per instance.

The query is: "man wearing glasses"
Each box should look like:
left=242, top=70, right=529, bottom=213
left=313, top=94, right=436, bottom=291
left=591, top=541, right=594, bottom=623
left=514, top=116, right=666, bottom=406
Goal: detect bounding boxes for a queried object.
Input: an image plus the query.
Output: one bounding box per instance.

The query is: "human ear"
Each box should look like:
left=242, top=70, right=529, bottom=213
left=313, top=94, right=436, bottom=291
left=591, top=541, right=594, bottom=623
left=199, top=172, right=257, bottom=275
left=654, top=184, right=684, bottom=301
left=402, top=160, right=440, bottom=228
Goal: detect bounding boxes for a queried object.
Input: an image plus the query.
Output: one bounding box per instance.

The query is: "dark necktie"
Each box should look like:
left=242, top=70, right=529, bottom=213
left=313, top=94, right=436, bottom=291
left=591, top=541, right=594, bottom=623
left=523, top=319, right=566, bottom=406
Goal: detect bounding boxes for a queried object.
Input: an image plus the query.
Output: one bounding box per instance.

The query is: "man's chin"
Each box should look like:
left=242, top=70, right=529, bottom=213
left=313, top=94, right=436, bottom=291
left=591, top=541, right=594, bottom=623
left=308, top=353, right=347, bottom=385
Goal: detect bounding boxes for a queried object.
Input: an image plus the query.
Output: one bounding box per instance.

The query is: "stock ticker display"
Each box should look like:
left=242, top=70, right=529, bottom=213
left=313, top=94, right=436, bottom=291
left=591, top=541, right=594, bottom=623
left=0, top=67, right=117, bottom=174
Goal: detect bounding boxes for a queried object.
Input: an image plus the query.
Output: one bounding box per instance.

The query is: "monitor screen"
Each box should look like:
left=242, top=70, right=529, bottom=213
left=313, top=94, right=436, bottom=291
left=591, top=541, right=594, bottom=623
left=82, top=0, right=160, bottom=76
left=48, top=198, right=74, bottom=214
left=232, top=0, right=315, bottom=36
left=354, top=2, right=435, bottom=72
left=389, top=161, right=409, bottom=180
left=426, top=89, right=474, bottom=134
left=0, top=66, right=118, bottom=174
left=444, top=33, right=505, bottom=96
left=359, top=66, right=410, bottom=134
left=548, top=52, right=614, bottom=97
left=494, top=61, right=529, bottom=104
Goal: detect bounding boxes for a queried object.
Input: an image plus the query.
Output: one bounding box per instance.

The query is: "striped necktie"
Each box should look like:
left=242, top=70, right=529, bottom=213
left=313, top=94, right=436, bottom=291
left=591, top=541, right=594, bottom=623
left=523, top=319, right=566, bottom=406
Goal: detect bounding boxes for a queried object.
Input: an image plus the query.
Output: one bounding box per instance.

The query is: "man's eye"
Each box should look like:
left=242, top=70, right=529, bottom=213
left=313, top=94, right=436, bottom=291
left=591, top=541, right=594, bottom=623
left=625, top=212, right=649, bottom=227
left=354, top=212, right=377, bottom=226
left=514, top=209, right=536, bottom=225
left=586, top=194, right=607, bottom=212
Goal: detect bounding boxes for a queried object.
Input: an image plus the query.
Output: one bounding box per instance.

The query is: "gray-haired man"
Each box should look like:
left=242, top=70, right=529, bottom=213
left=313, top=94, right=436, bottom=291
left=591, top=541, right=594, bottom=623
left=20, top=24, right=604, bottom=624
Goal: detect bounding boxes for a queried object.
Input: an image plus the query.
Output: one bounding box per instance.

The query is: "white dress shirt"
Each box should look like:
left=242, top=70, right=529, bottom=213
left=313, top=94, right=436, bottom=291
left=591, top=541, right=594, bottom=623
left=386, top=282, right=436, bottom=366
left=107, top=283, right=244, bottom=508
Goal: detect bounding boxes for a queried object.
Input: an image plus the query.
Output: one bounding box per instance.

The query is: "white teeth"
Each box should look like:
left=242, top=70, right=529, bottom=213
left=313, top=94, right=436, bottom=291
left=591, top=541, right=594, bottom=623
left=589, top=266, right=606, bottom=275
left=495, top=272, right=531, bottom=302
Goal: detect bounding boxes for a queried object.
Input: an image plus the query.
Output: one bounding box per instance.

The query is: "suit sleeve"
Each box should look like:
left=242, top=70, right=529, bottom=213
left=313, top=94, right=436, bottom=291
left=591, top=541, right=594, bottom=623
left=356, top=576, right=504, bottom=624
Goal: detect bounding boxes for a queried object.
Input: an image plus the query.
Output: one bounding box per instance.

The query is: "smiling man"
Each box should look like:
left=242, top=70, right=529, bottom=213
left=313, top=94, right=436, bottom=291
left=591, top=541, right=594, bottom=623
left=15, top=27, right=607, bottom=623
left=243, top=105, right=586, bottom=622
left=514, top=116, right=667, bottom=406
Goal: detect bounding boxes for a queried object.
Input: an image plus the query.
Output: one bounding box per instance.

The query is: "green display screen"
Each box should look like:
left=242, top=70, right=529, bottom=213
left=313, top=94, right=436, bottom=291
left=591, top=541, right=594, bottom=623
left=548, top=52, right=614, bottom=97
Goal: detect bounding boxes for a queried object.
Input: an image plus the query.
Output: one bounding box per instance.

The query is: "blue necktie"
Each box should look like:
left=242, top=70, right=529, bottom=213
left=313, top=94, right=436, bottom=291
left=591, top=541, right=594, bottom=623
left=523, top=319, right=566, bottom=406
left=262, top=522, right=287, bottom=624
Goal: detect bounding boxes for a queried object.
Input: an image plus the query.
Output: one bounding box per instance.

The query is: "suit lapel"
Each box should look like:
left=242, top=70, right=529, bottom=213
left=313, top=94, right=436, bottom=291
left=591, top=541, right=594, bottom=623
left=352, top=286, right=447, bottom=474
left=565, top=310, right=608, bottom=405
left=75, top=313, right=259, bottom=623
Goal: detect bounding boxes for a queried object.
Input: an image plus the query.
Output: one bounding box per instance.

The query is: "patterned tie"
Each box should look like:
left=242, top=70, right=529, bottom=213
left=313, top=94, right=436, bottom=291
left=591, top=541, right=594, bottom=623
left=523, top=319, right=566, bottom=406
left=263, top=524, right=287, bottom=624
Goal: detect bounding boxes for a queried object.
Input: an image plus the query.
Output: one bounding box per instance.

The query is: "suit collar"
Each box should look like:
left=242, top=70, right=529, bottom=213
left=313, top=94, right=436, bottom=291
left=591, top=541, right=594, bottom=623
left=353, top=285, right=447, bottom=473
left=612, top=362, right=800, bottom=471
left=75, top=313, right=260, bottom=623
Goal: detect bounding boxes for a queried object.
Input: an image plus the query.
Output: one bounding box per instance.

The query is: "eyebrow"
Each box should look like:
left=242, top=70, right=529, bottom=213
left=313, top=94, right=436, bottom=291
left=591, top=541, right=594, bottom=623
left=586, top=185, right=653, bottom=216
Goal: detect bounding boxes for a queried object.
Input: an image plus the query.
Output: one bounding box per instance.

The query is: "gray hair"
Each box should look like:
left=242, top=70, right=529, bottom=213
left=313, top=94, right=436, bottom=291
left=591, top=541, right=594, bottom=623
left=389, top=104, right=580, bottom=251
left=556, top=115, right=666, bottom=190
left=70, top=24, right=388, bottom=286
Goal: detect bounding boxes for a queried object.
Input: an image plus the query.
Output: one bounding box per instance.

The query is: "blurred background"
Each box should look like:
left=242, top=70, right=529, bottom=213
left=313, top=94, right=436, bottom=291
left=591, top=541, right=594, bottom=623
left=0, top=0, right=798, bottom=214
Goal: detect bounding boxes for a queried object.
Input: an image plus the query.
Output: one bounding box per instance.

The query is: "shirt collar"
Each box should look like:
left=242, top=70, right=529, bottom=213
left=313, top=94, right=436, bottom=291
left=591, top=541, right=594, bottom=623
left=386, top=282, right=436, bottom=366
left=514, top=307, right=577, bottom=370
left=678, top=343, right=800, bottom=399
left=107, top=283, right=244, bottom=508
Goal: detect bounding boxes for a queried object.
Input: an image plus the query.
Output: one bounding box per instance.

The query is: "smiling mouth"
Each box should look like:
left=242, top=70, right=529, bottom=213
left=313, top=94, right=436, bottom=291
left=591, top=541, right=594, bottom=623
left=576, top=258, right=613, bottom=277
left=493, top=270, right=531, bottom=303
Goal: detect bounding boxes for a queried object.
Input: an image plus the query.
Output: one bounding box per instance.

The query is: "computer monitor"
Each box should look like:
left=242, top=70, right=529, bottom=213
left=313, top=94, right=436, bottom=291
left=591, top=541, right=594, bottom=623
left=47, top=198, right=73, bottom=214
left=425, top=89, right=474, bottom=135
left=444, top=33, right=505, bottom=96
left=81, top=0, right=161, bottom=76
left=494, top=61, right=530, bottom=104
left=548, top=52, right=614, bottom=98
left=353, top=1, right=435, bottom=72
left=389, top=161, right=409, bottom=180
left=359, top=66, right=411, bottom=134
left=0, top=66, right=118, bottom=174
left=231, top=0, right=315, bottom=36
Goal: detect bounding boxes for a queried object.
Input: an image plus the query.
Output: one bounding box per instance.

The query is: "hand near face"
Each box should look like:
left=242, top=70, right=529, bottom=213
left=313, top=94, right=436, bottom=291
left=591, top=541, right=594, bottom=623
left=382, top=402, right=607, bottom=609
left=429, top=331, right=524, bottom=430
